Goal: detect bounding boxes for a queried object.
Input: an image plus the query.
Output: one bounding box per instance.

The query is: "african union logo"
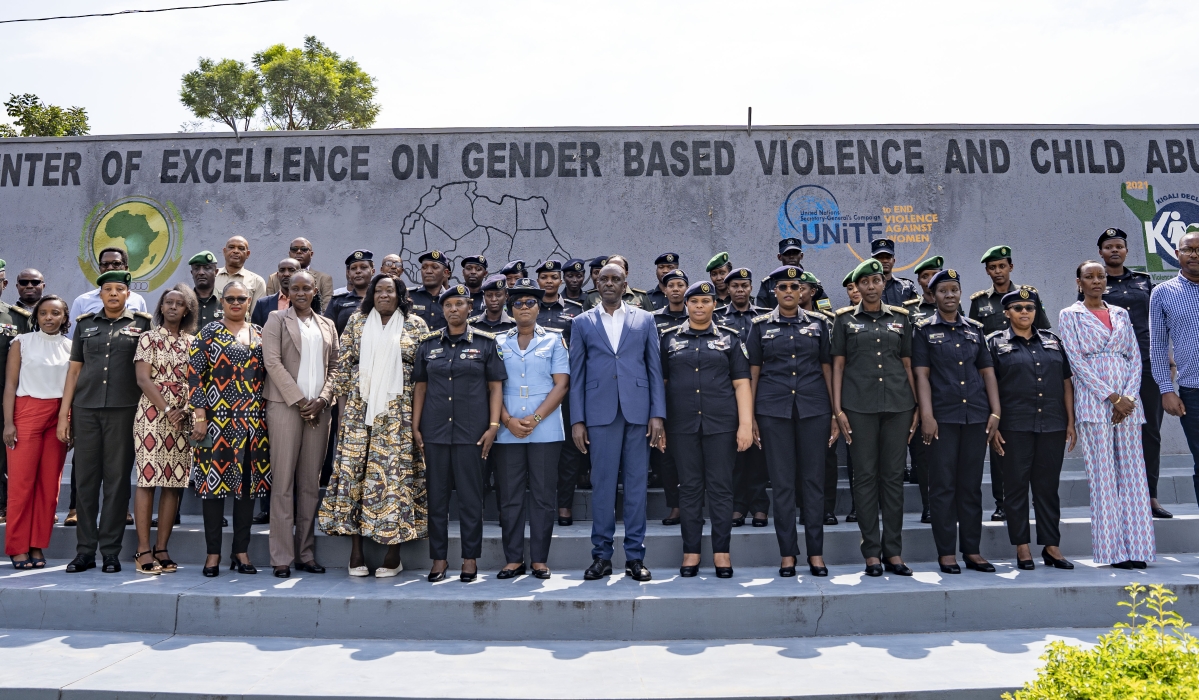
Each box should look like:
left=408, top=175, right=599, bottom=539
left=79, top=196, right=183, bottom=292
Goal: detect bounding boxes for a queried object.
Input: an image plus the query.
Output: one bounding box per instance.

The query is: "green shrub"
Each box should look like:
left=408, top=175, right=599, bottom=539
left=1005, top=583, right=1199, bottom=699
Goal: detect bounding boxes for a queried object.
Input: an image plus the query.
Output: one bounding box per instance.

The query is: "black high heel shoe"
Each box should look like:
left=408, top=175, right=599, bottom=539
left=883, top=561, right=912, bottom=577
left=808, top=558, right=828, bottom=577
left=202, top=559, right=220, bottom=577
left=715, top=566, right=733, bottom=578
left=427, top=567, right=447, bottom=582
left=229, top=555, right=257, bottom=574
left=939, top=561, right=961, bottom=574
left=1016, top=559, right=1036, bottom=570
left=680, top=565, right=699, bottom=577
left=964, top=558, right=995, bottom=573
left=864, top=563, right=883, bottom=577
left=779, top=565, right=797, bottom=577
left=460, top=565, right=478, bottom=582
left=496, top=564, right=526, bottom=579
left=1041, top=549, right=1074, bottom=570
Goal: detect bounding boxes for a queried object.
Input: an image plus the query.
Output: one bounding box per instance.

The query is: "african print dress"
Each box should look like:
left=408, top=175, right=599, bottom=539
left=134, top=327, right=195, bottom=488
left=187, top=321, right=271, bottom=499
left=319, top=312, right=429, bottom=545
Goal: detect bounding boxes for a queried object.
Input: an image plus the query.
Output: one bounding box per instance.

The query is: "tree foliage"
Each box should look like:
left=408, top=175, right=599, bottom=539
left=179, top=58, right=263, bottom=137
left=252, top=36, right=380, bottom=130
left=0, top=94, right=90, bottom=137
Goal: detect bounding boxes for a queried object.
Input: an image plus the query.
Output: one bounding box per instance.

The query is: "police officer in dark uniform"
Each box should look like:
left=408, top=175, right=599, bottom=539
left=988, top=287, right=1077, bottom=570
left=756, top=238, right=805, bottom=308
left=968, top=244, right=1050, bottom=521
left=749, top=265, right=836, bottom=578
left=59, top=270, right=153, bottom=573
left=560, top=258, right=588, bottom=306
left=649, top=269, right=688, bottom=524
left=408, top=250, right=452, bottom=331
left=586, top=255, right=608, bottom=295
left=324, top=250, right=374, bottom=336
left=904, top=255, right=943, bottom=522
left=189, top=251, right=223, bottom=330
left=1090, top=227, right=1169, bottom=518
left=500, top=260, right=526, bottom=288
left=716, top=267, right=772, bottom=527
left=871, top=238, right=920, bottom=306
left=705, top=252, right=733, bottom=307
left=535, top=259, right=582, bottom=338
left=460, top=255, right=489, bottom=314
left=647, top=252, right=681, bottom=310
left=913, top=268, right=1002, bottom=575
left=468, top=274, right=517, bottom=334
left=412, top=284, right=507, bottom=583
left=0, top=260, right=31, bottom=522
left=660, top=280, right=753, bottom=577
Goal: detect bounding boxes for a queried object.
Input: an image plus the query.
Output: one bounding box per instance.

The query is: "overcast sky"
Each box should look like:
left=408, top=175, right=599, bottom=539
left=2, top=0, right=1197, bottom=135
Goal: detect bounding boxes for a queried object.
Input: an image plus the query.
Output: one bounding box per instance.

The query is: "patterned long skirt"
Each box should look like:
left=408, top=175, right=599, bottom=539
left=1078, top=421, right=1156, bottom=564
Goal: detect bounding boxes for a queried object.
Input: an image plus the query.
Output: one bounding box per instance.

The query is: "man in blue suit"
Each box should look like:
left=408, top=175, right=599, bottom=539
left=570, top=262, right=666, bottom=581
left=251, top=257, right=300, bottom=327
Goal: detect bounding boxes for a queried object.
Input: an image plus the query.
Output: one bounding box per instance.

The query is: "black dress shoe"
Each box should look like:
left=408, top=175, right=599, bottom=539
left=625, top=559, right=652, bottom=581
left=864, top=563, right=883, bottom=577
left=680, top=565, right=699, bottom=577
left=731, top=515, right=746, bottom=527
left=295, top=561, right=326, bottom=574
left=1041, top=550, right=1074, bottom=569
left=965, top=559, right=996, bottom=573
left=101, top=555, right=121, bottom=573
left=920, top=507, right=932, bottom=524
left=751, top=517, right=768, bottom=528
left=991, top=507, right=1006, bottom=522
left=1152, top=505, right=1174, bottom=519
left=661, top=516, right=681, bottom=525
left=939, top=562, right=961, bottom=574
left=1111, top=560, right=1136, bottom=570
left=274, top=566, right=291, bottom=578
left=1131, top=560, right=1147, bottom=569
left=715, top=566, right=734, bottom=578
left=1016, top=559, right=1035, bottom=570
left=222, top=517, right=229, bottom=527
left=229, top=557, right=257, bottom=574
left=558, top=516, right=573, bottom=526
left=584, top=558, right=613, bottom=580
left=253, top=511, right=270, bottom=524
left=845, top=508, right=858, bottom=523
left=202, top=565, right=220, bottom=577
left=497, top=565, right=527, bottom=579
left=823, top=512, right=838, bottom=526
left=427, top=568, right=447, bottom=582
left=779, top=566, right=797, bottom=577
left=884, top=561, right=913, bottom=576
left=65, top=554, right=96, bottom=573
left=807, top=558, right=828, bottom=577
left=532, top=567, right=551, bottom=579
left=460, top=566, right=478, bottom=582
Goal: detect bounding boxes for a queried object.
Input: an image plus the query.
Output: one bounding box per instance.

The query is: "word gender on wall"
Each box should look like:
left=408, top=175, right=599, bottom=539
left=4, top=136, right=1199, bottom=187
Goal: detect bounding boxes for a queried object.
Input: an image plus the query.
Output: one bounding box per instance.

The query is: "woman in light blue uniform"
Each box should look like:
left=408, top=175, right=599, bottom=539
left=492, top=278, right=570, bottom=579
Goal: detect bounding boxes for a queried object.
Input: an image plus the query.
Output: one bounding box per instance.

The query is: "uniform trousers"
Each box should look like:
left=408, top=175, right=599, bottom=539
left=927, top=422, right=987, bottom=557
left=988, top=446, right=1005, bottom=511
left=909, top=438, right=929, bottom=511
left=266, top=400, right=331, bottom=566
left=824, top=438, right=853, bottom=514
left=760, top=413, right=828, bottom=557
left=651, top=444, right=680, bottom=509
left=493, top=441, right=562, bottom=564
left=4, top=397, right=67, bottom=556
left=733, top=444, right=770, bottom=516
left=556, top=394, right=591, bottom=509
left=425, top=443, right=486, bottom=560
left=1077, top=421, right=1155, bottom=563
left=72, top=406, right=136, bottom=558
left=201, top=450, right=255, bottom=556
left=670, top=430, right=736, bottom=554
left=587, top=407, right=649, bottom=561
left=1140, top=371, right=1164, bottom=498
left=999, top=430, right=1065, bottom=546
left=844, top=409, right=911, bottom=560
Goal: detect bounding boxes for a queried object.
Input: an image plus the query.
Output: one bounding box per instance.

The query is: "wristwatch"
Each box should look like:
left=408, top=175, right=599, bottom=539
left=532, top=414, right=543, bottom=423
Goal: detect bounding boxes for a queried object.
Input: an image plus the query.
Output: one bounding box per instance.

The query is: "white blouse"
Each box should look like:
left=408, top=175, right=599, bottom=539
left=296, top=315, right=326, bottom=400
left=15, top=331, right=72, bottom=399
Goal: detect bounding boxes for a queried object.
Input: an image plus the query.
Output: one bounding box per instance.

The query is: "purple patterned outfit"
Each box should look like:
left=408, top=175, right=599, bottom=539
left=1058, top=302, right=1155, bottom=564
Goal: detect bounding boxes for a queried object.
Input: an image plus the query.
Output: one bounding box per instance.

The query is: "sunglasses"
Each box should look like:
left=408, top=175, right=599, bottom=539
left=289, top=246, right=312, bottom=253
left=223, top=296, right=249, bottom=304
left=775, top=283, right=802, bottom=291
left=510, top=298, right=540, bottom=309
left=16, top=279, right=42, bottom=286
left=1007, top=304, right=1037, bottom=312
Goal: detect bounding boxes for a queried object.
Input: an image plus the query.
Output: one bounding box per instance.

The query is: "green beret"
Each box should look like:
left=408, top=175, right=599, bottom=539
left=189, top=250, right=217, bottom=266
left=842, top=270, right=855, bottom=287
left=1187, top=224, right=1199, bottom=235
left=0, top=259, right=6, bottom=271
left=850, top=258, right=884, bottom=283
left=798, top=271, right=820, bottom=285
left=980, top=245, right=1012, bottom=264
left=97, top=270, right=131, bottom=287
left=705, top=252, right=730, bottom=272
left=913, top=255, right=944, bottom=274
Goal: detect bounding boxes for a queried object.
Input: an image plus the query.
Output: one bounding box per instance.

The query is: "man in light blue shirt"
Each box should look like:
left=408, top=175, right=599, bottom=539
left=491, top=278, right=570, bottom=579
left=69, top=247, right=147, bottom=327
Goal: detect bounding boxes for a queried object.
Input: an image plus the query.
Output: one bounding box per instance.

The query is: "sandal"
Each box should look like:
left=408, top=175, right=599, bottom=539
left=9, top=555, right=33, bottom=570
left=153, top=548, right=177, bottom=573
left=133, top=551, right=162, bottom=576
left=28, top=550, right=46, bottom=569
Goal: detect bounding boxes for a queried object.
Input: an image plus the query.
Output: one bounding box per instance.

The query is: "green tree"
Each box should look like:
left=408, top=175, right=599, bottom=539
left=0, top=94, right=89, bottom=137
left=179, top=58, right=263, bottom=137
left=252, top=35, right=379, bottom=130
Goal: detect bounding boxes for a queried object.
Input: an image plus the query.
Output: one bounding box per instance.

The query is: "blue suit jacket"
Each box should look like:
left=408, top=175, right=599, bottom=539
left=569, top=303, right=666, bottom=427
left=251, top=293, right=282, bottom=328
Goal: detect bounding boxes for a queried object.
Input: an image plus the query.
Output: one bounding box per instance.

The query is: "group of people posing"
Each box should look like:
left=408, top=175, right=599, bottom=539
left=3, top=221, right=1196, bottom=581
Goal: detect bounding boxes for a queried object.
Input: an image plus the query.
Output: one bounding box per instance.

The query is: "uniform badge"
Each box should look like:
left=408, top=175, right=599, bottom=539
left=928, top=332, right=945, bottom=340
left=886, top=322, right=904, bottom=333
left=0, top=323, right=16, bottom=337
left=412, top=304, right=426, bottom=311
left=425, top=348, right=444, bottom=360
left=461, top=348, right=482, bottom=360
left=847, top=322, right=865, bottom=333
left=996, top=343, right=1013, bottom=354
left=119, top=326, right=143, bottom=336
left=668, top=338, right=689, bottom=352
left=762, top=328, right=780, bottom=339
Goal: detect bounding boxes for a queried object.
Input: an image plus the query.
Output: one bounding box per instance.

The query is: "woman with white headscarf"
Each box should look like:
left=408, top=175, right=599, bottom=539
left=319, top=274, right=429, bottom=577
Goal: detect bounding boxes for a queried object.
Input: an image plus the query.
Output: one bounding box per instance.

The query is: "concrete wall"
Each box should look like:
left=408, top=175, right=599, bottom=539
left=2, top=124, right=1197, bottom=453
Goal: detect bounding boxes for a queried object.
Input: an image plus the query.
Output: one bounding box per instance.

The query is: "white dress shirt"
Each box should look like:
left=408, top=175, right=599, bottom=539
left=599, top=302, right=627, bottom=351
left=295, top=314, right=326, bottom=400
left=14, top=331, right=72, bottom=399
left=69, top=288, right=147, bottom=322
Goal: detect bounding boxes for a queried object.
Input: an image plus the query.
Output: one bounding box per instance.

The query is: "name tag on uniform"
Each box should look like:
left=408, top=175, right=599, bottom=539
left=886, top=322, right=904, bottom=334
left=425, top=348, right=445, bottom=360
left=996, top=343, right=1014, bottom=354
left=1043, top=340, right=1060, bottom=349
left=461, top=348, right=482, bottom=360
left=977, top=304, right=994, bottom=316
left=80, top=327, right=100, bottom=338
left=762, top=328, right=780, bottom=339
left=668, top=338, right=689, bottom=352
left=964, top=330, right=980, bottom=342
left=928, top=332, right=945, bottom=341
left=847, top=322, right=865, bottom=333
left=412, top=304, right=426, bottom=311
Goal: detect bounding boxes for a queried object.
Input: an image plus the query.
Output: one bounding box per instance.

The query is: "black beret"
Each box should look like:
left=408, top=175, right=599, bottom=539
left=419, top=250, right=452, bottom=270
left=536, top=259, right=563, bottom=274
left=655, top=252, right=681, bottom=266
left=564, top=258, right=586, bottom=273
left=767, top=265, right=804, bottom=281
left=589, top=255, right=610, bottom=269
left=928, top=268, right=962, bottom=291
left=1097, top=228, right=1127, bottom=247
left=345, top=249, right=373, bottom=266
left=500, top=260, right=526, bottom=276
left=870, top=238, right=896, bottom=257
left=507, top=277, right=545, bottom=299
left=438, top=284, right=472, bottom=304
left=1001, top=287, right=1041, bottom=308
left=480, top=274, right=507, bottom=292
left=461, top=255, right=488, bottom=269
left=96, top=270, right=132, bottom=287
left=660, top=269, right=689, bottom=286
left=778, top=238, right=802, bottom=253
left=684, top=280, right=718, bottom=300
left=725, top=267, right=752, bottom=284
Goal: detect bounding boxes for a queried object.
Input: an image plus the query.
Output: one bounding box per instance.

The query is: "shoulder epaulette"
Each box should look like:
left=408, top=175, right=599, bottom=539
left=76, top=312, right=95, bottom=322
left=543, top=326, right=563, bottom=333
left=8, top=305, right=30, bottom=318
left=819, top=309, right=836, bottom=320
left=1037, top=329, right=1063, bottom=341
left=133, top=311, right=153, bottom=320
left=985, top=330, right=1005, bottom=341
left=902, top=298, right=920, bottom=306
left=1019, top=284, right=1039, bottom=292
left=467, top=314, right=482, bottom=323
left=964, top=317, right=984, bottom=328
left=473, top=329, right=496, bottom=340
left=562, top=298, right=582, bottom=308
left=717, top=324, right=740, bottom=336
left=888, top=305, right=909, bottom=315
left=751, top=313, right=772, bottom=324
left=835, top=306, right=854, bottom=315
left=915, top=316, right=935, bottom=328
left=630, top=287, right=647, bottom=294
left=970, top=290, right=988, bottom=300
left=419, top=330, right=441, bottom=341
left=1130, top=270, right=1151, bottom=278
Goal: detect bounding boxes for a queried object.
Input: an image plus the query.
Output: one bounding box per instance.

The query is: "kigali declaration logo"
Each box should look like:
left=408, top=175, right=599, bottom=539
left=1121, top=181, right=1198, bottom=280
left=79, top=196, right=184, bottom=291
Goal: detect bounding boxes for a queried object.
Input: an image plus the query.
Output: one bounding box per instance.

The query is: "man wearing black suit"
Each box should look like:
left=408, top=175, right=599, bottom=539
left=251, top=258, right=300, bottom=327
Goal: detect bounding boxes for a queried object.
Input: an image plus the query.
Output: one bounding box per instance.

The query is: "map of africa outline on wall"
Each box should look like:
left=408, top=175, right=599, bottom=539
left=95, top=207, right=165, bottom=277
left=399, top=182, right=572, bottom=277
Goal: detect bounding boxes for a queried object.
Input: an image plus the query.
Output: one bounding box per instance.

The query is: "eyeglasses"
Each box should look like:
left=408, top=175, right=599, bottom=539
left=1007, top=304, right=1037, bottom=312
left=223, top=296, right=249, bottom=304
left=289, top=246, right=312, bottom=253
left=16, top=279, right=42, bottom=286
left=510, top=298, right=540, bottom=309
left=98, top=261, right=125, bottom=271
left=775, top=283, right=802, bottom=291
left=1179, top=247, right=1199, bottom=257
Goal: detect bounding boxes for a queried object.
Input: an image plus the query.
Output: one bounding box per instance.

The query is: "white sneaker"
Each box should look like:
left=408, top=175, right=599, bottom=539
left=375, top=562, right=403, bottom=578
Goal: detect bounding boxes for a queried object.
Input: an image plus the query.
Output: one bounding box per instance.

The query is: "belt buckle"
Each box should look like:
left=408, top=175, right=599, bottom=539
left=520, top=386, right=530, bottom=398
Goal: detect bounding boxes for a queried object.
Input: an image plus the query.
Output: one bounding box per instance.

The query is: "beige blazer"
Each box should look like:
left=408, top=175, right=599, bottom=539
left=262, top=307, right=339, bottom=406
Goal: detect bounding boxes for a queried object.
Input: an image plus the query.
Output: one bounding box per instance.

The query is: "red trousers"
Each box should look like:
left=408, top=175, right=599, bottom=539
left=5, top=396, right=67, bottom=556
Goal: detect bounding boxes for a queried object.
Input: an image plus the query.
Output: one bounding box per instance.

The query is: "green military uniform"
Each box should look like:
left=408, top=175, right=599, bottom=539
left=196, top=291, right=222, bottom=329
left=968, top=246, right=1051, bottom=334
left=0, top=293, right=31, bottom=516
left=830, top=259, right=915, bottom=564
left=70, top=296, right=152, bottom=564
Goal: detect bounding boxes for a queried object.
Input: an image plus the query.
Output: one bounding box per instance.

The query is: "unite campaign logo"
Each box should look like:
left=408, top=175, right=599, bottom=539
left=1121, top=182, right=1199, bottom=277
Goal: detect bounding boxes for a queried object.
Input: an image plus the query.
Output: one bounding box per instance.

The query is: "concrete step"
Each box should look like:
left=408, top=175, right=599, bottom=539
left=1, top=554, right=1193, bottom=642
left=15, top=504, right=1198, bottom=572
left=0, top=625, right=1107, bottom=699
